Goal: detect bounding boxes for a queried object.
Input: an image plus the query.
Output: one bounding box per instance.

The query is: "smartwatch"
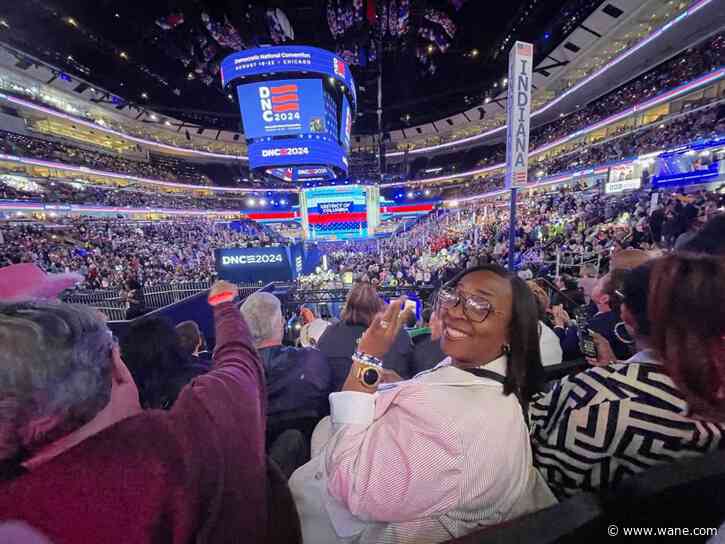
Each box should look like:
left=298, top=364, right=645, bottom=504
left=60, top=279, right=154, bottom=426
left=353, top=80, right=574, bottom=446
left=352, top=352, right=383, bottom=389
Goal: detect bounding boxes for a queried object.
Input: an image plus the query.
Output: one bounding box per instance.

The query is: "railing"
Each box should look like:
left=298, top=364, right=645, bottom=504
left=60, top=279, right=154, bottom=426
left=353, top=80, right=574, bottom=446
left=63, top=280, right=266, bottom=320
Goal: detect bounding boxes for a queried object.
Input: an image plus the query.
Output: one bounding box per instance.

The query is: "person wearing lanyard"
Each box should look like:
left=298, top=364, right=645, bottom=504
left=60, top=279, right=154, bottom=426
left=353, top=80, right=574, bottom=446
left=290, top=265, right=556, bottom=544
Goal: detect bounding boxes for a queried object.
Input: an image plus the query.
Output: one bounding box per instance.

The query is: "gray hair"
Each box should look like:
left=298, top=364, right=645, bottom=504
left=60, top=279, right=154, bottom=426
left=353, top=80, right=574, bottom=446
left=240, top=292, right=283, bottom=345
left=0, top=301, right=113, bottom=462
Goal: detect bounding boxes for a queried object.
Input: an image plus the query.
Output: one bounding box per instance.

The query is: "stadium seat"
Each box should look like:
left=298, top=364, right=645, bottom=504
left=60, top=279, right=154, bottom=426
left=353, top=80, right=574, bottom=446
left=597, top=449, right=725, bottom=533
left=442, top=493, right=603, bottom=544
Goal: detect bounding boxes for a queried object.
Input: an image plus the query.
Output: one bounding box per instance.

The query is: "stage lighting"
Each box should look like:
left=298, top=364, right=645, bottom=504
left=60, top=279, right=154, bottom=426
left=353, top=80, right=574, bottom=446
left=427, top=44, right=434, bottom=54
left=260, top=198, right=268, bottom=206
left=187, top=73, right=194, bottom=80
left=471, top=49, right=479, bottom=57
left=484, top=96, right=491, bottom=104
left=247, top=198, right=256, bottom=206
left=280, top=199, right=287, bottom=205
left=119, top=51, right=128, bottom=60
left=141, top=92, right=148, bottom=99
left=164, top=120, right=171, bottom=126
left=66, top=17, right=78, bottom=27
left=149, top=114, right=158, bottom=121
left=407, top=191, right=414, bottom=198
left=425, top=189, right=431, bottom=195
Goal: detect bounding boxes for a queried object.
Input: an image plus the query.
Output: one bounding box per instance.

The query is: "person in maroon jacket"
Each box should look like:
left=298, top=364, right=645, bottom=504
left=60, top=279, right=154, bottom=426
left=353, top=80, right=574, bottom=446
left=0, top=280, right=295, bottom=543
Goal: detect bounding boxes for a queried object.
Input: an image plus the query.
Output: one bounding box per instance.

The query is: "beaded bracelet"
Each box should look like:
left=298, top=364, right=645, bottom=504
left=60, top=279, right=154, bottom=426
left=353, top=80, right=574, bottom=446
left=352, top=351, right=384, bottom=368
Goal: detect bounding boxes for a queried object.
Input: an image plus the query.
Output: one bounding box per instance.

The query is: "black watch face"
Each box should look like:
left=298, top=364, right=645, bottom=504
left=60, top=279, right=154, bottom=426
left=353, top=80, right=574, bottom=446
left=362, top=367, right=381, bottom=387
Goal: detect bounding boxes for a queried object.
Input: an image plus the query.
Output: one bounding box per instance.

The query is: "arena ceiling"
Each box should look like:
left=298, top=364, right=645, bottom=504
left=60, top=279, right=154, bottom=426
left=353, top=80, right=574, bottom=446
left=0, top=0, right=602, bottom=135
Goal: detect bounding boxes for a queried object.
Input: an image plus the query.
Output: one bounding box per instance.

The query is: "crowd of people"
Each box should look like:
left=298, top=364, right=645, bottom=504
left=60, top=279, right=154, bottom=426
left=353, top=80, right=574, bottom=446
left=0, top=218, right=286, bottom=290
left=0, top=129, right=234, bottom=186
left=405, top=30, right=724, bottom=188
left=0, top=204, right=723, bottom=541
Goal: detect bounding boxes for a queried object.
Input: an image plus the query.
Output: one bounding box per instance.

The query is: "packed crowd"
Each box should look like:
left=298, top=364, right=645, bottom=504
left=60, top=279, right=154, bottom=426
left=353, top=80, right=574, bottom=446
left=408, top=31, right=724, bottom=183
left=440, top=102, right=725, bottom=200
left=0, top=218, right=285, bottom=290
left=311, top=186, right=722, bottom=291
left=0, top=129, right=235, bottom=186
left=0, top=202, right=723, bottom=542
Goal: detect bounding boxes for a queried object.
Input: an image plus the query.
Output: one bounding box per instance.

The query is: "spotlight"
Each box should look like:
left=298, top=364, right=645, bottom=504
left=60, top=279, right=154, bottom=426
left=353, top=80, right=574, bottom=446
left=149, top=114, right=158, bottom=121
left=164, top=120, right=171, bottom=126
left=328, top=76, right=335, bottom=84
left=227, top=94, right=233, bottom=100
left=141, top=92, right=148, bottom=99
left=66, top=17, right=78, bottom=27
left=470, top=49, right=479, bottom=57
left=260, top=198, right=267, bottom=206
left=427, top=44, right=434, bottom=54
left=484, top=96, right=491, bottom=104
left=407, top=191, right=414, bottom=198
left=247, top=198, right=256, bottom=206
left=425, top=189, right=431, bottom=195
left=187, top=72, right=194, bottom=80
left=502, top=77, right=508, bottom=86
left=280, top=199, right=287, bottom=205
left=119, top=51, right=128, bottom=60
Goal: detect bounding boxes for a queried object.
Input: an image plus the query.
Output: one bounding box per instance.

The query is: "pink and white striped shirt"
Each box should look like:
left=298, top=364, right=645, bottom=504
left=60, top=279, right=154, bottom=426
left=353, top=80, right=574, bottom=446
left=290, top=357, right=557, bottom=544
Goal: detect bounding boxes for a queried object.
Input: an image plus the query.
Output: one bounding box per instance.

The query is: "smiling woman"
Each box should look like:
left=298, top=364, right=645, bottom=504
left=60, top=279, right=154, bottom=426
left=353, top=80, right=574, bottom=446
left=290, top=266, right=554, bottom=544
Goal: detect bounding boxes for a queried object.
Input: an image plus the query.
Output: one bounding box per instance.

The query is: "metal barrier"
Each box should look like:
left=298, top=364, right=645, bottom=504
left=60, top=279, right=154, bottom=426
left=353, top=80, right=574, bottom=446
left=63, top=280, right=266, bottom=320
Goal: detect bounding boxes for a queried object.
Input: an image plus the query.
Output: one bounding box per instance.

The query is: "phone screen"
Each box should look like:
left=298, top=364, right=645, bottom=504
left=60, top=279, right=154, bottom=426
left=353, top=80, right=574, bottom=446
left=579, top=329, right=599, bottom=359
left=403, top=299, right=417, bottom=314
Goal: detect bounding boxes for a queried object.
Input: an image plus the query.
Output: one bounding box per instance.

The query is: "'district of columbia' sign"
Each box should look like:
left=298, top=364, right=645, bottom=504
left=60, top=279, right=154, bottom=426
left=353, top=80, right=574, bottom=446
left=505, top=41, right=534, bottom=188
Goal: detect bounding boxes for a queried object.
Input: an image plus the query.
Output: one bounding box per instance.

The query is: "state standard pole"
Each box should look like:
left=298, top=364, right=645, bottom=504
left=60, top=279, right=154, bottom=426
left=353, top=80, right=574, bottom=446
left=508, top=188, right=517, bottom=271
left=503, top=41, right=534, bottom=272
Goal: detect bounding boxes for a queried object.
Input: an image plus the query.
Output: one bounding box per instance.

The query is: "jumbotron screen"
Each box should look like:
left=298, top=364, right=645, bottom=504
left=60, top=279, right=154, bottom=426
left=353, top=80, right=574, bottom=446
left=305, top=186, right=367, bottom=240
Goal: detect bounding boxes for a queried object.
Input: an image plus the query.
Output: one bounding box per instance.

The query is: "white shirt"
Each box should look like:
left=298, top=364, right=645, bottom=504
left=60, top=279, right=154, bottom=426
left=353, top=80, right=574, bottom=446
left=539, top=322, right=563, bottom=367
left=290, top=357, right=557, bottom=544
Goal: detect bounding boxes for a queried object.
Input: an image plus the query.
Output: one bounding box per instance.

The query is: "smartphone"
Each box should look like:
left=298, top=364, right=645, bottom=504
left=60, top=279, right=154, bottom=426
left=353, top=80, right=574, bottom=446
left=579, top=328, right=599, bottom=359
left=403, top=299, right=417, bottom=314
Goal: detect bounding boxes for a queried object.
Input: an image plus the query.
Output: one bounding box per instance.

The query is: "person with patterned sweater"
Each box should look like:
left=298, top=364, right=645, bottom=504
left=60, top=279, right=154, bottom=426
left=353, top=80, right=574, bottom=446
left=530, top=255, right=725, bottom=499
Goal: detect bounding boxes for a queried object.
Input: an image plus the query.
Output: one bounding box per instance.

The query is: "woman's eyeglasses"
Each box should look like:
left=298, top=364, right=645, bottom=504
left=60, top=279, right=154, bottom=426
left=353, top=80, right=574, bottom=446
left=437, top=287, right=496, bottom=323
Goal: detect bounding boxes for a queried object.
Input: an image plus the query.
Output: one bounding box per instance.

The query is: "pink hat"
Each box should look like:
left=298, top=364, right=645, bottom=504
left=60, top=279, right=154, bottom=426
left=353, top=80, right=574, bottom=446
left=0, top=263, right=83, bottom=302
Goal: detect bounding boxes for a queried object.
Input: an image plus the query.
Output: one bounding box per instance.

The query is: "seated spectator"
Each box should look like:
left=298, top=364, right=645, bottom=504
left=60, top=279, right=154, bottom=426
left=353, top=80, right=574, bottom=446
left=530, top=257, right=725, bottom=499
left=551, top=273, right=634, bottom=361
left=648, top=253, right=725, bottom=420
left=551, top=274, right=586, bottom=315
left=681, top=213, right=725, bottom=255
left=411, top=305, right=447, bottom=374
left=175, top=319, right=211, bottom=363
left=121, top=316, right=210, bottom=409
left=317, top=282, right=414, bottom=391
left=527, top=281, right=563, bottom=367
left=240, top=292, right=332, bottom=444
left=298, top=318, right=331, bottom=348
left=291, top=266, right=556, bottom=543
left=0, top=281, right=295, bottom=542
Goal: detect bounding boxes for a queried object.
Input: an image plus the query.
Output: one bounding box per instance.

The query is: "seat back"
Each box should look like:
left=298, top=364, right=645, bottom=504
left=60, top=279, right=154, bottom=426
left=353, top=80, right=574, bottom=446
left=600, top=449, right=725, bottom=530
left=444, top=493, right=602, bottom=544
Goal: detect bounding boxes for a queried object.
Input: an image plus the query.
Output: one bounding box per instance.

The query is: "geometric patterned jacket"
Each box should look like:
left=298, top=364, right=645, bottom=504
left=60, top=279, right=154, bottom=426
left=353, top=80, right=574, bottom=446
left=529, top=350, right=725, bottom=499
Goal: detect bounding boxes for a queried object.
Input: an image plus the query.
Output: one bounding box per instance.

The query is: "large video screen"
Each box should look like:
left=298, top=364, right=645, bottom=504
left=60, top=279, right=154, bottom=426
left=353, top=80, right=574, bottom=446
left=305, top=186, right=368, bottom=240
left=237, top=79, right=327, bottom=139
left=340, top=96, right=352, bottom=151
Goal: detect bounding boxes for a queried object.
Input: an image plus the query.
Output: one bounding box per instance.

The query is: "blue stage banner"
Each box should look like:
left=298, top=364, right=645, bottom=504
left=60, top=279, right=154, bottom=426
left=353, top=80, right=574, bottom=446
left=221, top=46, right=356, bottom=108
left=214, top=246, right=293, bottom=283
left=237, top=79, right=327, bottom=139
left=248, top=138, right=348, bottom=171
